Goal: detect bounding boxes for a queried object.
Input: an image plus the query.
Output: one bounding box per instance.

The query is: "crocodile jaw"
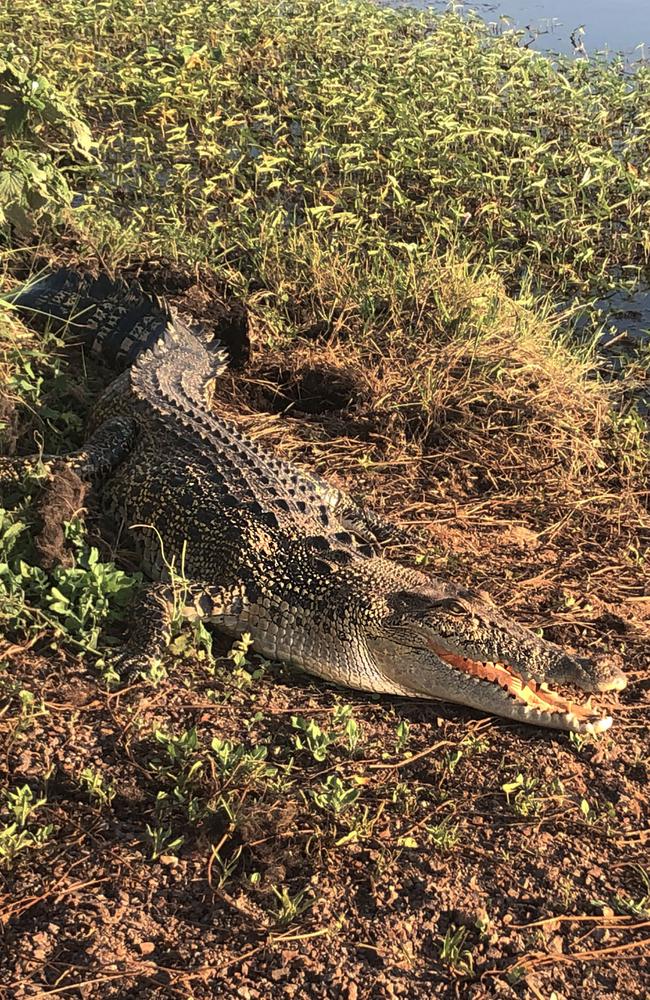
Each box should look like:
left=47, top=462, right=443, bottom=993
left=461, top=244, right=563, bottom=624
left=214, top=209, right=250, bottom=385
left=371, top=643, right=622, bottom=735
left=423, top=643, right=620, bottom=734
left=362, top=572, right=627, bottom=734
left=364, top=618, right=626, bottom=735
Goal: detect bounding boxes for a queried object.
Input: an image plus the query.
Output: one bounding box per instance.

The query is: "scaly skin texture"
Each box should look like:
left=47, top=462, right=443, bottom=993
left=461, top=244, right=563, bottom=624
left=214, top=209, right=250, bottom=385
left=4, top=270, right=627, bottom=734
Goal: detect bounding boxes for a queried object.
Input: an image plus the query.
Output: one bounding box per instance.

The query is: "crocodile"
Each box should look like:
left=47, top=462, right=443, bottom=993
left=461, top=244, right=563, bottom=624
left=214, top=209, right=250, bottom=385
left=1, top=269, right=627, bottom=735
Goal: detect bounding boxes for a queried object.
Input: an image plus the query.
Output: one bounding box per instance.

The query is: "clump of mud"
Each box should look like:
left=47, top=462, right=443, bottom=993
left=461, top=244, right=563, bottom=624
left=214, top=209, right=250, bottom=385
left=33, top=460, right=88, bottom=569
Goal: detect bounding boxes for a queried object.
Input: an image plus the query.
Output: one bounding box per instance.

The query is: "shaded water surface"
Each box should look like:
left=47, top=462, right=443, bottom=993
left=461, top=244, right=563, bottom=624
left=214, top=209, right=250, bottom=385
left=384, top=0, right=649, bottom=60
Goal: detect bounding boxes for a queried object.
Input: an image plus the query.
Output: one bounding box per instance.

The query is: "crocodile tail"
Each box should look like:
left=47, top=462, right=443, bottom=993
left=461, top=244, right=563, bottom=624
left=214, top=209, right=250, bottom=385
left=6, top=267, right=223, bottom=373
left=131, top=315, right=230, bottom=411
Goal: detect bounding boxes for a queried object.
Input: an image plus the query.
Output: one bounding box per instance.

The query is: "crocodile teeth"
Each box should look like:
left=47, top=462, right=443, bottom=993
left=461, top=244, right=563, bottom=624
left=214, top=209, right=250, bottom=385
left=428, top=642, right=613, bottom=729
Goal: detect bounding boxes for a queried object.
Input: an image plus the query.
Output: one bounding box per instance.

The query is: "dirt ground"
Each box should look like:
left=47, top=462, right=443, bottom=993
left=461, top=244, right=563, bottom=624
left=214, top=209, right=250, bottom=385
left=1, top=270, right=649, bottom=999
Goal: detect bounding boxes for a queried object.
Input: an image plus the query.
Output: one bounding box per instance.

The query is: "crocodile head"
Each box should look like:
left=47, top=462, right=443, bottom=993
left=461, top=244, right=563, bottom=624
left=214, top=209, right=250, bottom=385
left=365, top=576, right=627, bottom=734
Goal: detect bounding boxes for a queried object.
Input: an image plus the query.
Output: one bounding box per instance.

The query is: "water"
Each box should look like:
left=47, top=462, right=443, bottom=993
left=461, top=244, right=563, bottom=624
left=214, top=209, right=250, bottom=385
left=384, top=0, right=649, bottom=61
left=568, top=288, right=650, bottom=414
left=594, top=288, right=650, bottom=350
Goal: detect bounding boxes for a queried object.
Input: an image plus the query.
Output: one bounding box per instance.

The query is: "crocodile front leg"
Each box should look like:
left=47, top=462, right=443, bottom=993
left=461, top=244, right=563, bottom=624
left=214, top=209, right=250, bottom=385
left=112, top=578, right=250, bottom=677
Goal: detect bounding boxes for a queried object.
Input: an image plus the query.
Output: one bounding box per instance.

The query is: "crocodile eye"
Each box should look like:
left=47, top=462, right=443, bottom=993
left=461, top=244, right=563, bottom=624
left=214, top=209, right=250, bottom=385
left=432, top=597, right=472, bottom=616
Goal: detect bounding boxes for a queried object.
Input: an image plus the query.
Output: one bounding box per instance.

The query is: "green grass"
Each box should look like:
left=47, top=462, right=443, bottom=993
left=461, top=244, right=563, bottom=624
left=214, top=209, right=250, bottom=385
left=0, top=495, right=136, bottom=658
left=1, top=1, right=648, bottom=482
